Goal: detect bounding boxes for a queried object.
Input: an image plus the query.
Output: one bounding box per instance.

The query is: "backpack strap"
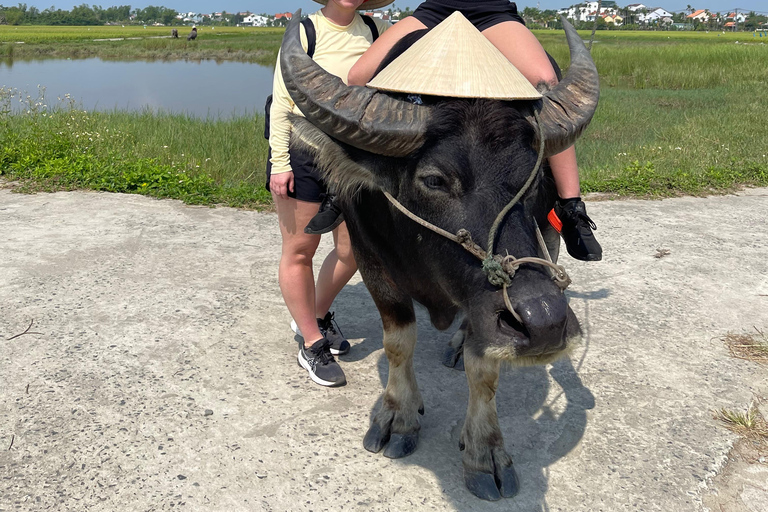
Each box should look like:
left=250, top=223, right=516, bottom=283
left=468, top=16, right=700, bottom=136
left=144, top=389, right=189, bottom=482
left=265, top=15, right=376, bottom=141
left=360, top=14, right=380, bottom=41
left=301, top=17, right=317, bottom=59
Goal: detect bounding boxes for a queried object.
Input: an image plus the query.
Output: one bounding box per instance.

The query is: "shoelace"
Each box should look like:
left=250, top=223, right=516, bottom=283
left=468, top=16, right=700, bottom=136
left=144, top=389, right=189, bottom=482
left=576, top=211, right=598, bottom=231
left=319, top=312, right=342, bottom=337
left=308, top=339, right=334, bottom=368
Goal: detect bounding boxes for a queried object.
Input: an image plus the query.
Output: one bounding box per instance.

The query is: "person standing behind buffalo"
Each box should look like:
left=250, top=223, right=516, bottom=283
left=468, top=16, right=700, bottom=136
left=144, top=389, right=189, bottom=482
left=343, top=0, right=602, bottom=262
left=267, top=0, right=391, bottom=387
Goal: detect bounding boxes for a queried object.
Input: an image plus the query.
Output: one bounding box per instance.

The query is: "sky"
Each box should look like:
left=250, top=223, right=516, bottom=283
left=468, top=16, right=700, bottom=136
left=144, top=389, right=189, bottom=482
left=15, top=1, right=768, bottom=17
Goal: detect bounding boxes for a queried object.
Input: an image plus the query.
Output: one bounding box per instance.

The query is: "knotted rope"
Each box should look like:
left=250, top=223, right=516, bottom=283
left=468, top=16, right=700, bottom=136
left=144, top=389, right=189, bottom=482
left=382, top=109, right=571, bottom=323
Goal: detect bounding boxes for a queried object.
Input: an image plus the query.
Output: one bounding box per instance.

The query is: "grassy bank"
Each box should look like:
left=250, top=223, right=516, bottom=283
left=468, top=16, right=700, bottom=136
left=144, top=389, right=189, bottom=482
left=0, top=25, right=283, bottom=65
left=1, top=87, right=270, bottom=208
left=2, top=29, right=767, bottom=206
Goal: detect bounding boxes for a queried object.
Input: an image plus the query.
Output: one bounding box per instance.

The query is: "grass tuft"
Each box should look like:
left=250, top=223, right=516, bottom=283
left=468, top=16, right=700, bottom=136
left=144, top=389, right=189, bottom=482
left=722, top=328, right=768, bottom=364
left=715, top=404, right=768, bottom=442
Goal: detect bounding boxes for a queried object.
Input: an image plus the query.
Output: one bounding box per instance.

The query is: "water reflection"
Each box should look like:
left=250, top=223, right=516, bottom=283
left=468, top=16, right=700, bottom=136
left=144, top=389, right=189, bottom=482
left=0, top=57, right=275, bottom=118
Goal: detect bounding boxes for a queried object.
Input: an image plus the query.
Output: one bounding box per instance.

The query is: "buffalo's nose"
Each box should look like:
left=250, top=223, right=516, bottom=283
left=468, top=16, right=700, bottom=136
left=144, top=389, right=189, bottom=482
left=511, top=293, right=569, bottom=356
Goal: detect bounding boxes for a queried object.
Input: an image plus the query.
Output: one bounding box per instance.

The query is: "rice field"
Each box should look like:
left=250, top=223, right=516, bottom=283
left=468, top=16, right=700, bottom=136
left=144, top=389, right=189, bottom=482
left=0, top=25, right=283, bottom=64
left=0, top=25, right=282, bottom=43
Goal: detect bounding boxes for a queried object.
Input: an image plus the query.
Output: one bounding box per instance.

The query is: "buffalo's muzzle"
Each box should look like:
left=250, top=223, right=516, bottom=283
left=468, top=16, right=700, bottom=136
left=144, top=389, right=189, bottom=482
left=503, top=292, right=569, bottom=357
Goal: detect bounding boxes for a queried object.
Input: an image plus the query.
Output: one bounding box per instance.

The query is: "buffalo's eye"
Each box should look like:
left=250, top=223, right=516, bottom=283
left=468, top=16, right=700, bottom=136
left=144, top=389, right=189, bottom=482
left=422, top=175, right=447, bottom=190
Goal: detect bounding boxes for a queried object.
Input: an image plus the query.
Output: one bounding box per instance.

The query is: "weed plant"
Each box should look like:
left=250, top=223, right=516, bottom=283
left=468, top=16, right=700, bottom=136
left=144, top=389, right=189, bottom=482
left=715, top=404, right=768, bottom=442
left=0, top=86, right=270, bottom=208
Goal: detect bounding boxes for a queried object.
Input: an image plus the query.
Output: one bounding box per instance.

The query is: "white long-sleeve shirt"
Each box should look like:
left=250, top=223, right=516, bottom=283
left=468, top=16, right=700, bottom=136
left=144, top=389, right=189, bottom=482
left=268, top=10, right=390, bottom=175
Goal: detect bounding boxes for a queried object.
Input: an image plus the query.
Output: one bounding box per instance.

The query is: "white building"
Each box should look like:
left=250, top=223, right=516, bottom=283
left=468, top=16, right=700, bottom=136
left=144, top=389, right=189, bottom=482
left=640, top=7, right=674, bottom=23
left=242, top=14, right=268, bottom=27
left=558, top=2, right=618, bottom=23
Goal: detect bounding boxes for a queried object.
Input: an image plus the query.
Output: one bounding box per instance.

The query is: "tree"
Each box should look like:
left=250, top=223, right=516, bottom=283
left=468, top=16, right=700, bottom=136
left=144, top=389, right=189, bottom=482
left=397, top=7, right=413, bottom=20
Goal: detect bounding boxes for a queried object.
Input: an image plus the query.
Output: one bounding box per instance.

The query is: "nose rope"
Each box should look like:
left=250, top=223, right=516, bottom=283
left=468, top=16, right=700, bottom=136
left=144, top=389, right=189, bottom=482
left=381, top=110, right=571, bottom=323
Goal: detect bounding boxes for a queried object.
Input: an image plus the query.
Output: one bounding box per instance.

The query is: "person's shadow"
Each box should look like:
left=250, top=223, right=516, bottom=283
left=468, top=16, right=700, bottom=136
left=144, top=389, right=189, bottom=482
left=332, top=280, right=598, bottom=510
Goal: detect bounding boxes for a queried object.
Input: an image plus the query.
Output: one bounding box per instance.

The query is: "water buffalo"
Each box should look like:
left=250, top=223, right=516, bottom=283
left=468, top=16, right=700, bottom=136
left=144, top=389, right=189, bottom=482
left=279, top=10, right=599, bottom=501
left=171, top=29, right=178, bottom=39
left=187, top=27, right=197, bottom=41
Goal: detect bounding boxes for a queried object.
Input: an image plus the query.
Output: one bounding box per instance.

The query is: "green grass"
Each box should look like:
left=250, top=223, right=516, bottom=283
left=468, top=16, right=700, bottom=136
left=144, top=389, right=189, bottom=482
left=2, top=29, right=768, bottom=206
left=0, top=87, right=271, bottom=208
left=577, top=86, right=768, bottom=196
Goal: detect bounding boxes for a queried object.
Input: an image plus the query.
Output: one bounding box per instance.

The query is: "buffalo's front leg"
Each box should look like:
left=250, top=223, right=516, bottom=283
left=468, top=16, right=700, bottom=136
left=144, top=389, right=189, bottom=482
left=460, top=350, right=519, bottom=501
left=442, top=315, right=467, bottom=370
left=364, top=316, right=424, bottom=459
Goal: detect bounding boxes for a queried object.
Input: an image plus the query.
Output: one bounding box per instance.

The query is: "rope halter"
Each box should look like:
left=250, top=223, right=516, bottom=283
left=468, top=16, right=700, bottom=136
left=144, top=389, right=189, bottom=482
left=381, top=109, right=571, bottom=324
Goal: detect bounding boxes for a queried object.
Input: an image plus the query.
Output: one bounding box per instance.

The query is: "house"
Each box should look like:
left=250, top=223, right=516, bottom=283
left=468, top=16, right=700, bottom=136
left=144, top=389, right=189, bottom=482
left=641, top=7, right=674, bottom=24
left=687, top=9, right=710, bottom=23
left=558, top=1, right=619, bottom=23
left=726, top=12, right=747, bottom=23
left=242, top=14, right=268, bottom=27
left=275, top=12, right=292, bottom=20
left=626, top=3, right=647, bottom=11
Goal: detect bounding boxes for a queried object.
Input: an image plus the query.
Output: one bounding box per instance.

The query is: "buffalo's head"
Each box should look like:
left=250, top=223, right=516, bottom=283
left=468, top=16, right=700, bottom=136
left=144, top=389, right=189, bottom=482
left=280, top=12, right=599, bottom=365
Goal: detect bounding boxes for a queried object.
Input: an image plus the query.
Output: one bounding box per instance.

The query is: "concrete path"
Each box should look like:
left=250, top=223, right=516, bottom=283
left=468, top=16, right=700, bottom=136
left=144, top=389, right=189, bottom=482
left=1, top=188, right=766, bottom=511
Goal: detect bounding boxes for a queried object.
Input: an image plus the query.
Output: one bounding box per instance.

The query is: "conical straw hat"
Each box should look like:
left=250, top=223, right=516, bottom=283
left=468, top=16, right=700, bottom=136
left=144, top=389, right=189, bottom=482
left=368, top=11, right=541, bottom=100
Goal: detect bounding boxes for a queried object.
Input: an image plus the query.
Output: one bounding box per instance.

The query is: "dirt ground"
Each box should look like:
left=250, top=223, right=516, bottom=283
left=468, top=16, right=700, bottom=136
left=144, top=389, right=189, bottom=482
left=1, top=188, right=767, bottom=511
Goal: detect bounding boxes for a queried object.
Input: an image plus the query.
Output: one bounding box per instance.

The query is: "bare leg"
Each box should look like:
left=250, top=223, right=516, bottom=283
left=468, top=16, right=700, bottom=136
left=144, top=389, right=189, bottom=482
left=548, top=146, right=581, bottom=198
left=348, top=16, right=427, bottom=86
left=483, top=21, right=581, bottom=199
left=314, top=221, right=358, bottom=317
left=273, top=194, right=324, bottom=346
left=461, top=349, right=519, bottom=501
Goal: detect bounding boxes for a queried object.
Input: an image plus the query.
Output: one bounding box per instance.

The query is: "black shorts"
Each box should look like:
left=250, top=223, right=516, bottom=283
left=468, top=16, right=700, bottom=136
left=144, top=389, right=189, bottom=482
left=265, top=148, right=326, bottom=203
left=412, top=0, right=525, bottom=32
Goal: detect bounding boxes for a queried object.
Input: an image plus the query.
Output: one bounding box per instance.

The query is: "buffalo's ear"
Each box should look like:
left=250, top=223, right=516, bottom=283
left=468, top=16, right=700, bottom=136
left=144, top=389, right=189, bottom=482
left=290, top=116, right=397, bottom=197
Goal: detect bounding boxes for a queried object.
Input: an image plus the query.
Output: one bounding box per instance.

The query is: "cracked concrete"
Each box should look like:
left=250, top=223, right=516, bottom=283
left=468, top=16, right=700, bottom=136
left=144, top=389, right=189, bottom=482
left=1, top=188, right=767, bottom=511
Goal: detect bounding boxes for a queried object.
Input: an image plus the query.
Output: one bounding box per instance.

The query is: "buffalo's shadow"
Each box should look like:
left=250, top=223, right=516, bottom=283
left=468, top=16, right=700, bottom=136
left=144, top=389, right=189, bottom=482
left=331, top=280, right=597, bottom=510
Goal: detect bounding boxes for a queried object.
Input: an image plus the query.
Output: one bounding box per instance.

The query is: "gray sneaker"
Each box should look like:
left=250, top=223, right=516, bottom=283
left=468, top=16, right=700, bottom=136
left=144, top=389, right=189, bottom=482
left=297, top=338, right=346, bottom=387
left=317, top=312, right=350, bottom=355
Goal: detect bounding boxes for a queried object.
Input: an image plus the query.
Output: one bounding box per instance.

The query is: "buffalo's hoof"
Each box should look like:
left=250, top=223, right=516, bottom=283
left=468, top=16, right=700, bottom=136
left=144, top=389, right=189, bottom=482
left=464, top=462, right=519, bottom=501
left=383, top=433, right=419, bottom=459
left=363, top=423, right=390, bottom=453
left=442, top=345, right=465, bottom=371
left=464, top=470, right=501, bottom=501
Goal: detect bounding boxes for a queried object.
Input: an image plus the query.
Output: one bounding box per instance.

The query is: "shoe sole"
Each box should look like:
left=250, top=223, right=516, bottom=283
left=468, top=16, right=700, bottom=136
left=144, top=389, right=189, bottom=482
left=297, top=350, right=346, bottom=387
left=303, top=214, right=345, bottom=236
left=292, top=319, right=348, bottom=355
left=331, top=345, right=350, bottom=356
left=290, top=319, right=302, bottom=337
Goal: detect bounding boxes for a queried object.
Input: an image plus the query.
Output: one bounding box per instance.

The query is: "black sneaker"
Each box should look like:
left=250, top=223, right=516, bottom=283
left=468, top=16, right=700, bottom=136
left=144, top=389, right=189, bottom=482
left=304, top=194, right=344, bottom=235
left=298, top=338, right=346, bottom=387
left=547, top=198, right=602, bottom=262
left=317, top=312, right=350, bottom=355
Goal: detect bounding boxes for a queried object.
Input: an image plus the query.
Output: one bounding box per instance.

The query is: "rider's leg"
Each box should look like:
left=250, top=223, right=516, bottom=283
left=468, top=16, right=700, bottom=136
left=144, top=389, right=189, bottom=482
left=348, top=16, right=427, bottom=86
left=483, top=21, right=601, bottom=261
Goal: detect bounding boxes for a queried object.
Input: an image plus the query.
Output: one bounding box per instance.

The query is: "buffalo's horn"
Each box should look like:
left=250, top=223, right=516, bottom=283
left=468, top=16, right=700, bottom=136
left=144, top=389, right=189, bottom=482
left=535, top=16, right=600, bottom=158
left=279, top=9, right=430, bottom=157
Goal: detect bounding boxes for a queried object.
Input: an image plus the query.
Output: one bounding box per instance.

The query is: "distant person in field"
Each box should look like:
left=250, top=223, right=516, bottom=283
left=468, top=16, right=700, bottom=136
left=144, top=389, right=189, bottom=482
left=187, top=27, right=197, bottom=41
